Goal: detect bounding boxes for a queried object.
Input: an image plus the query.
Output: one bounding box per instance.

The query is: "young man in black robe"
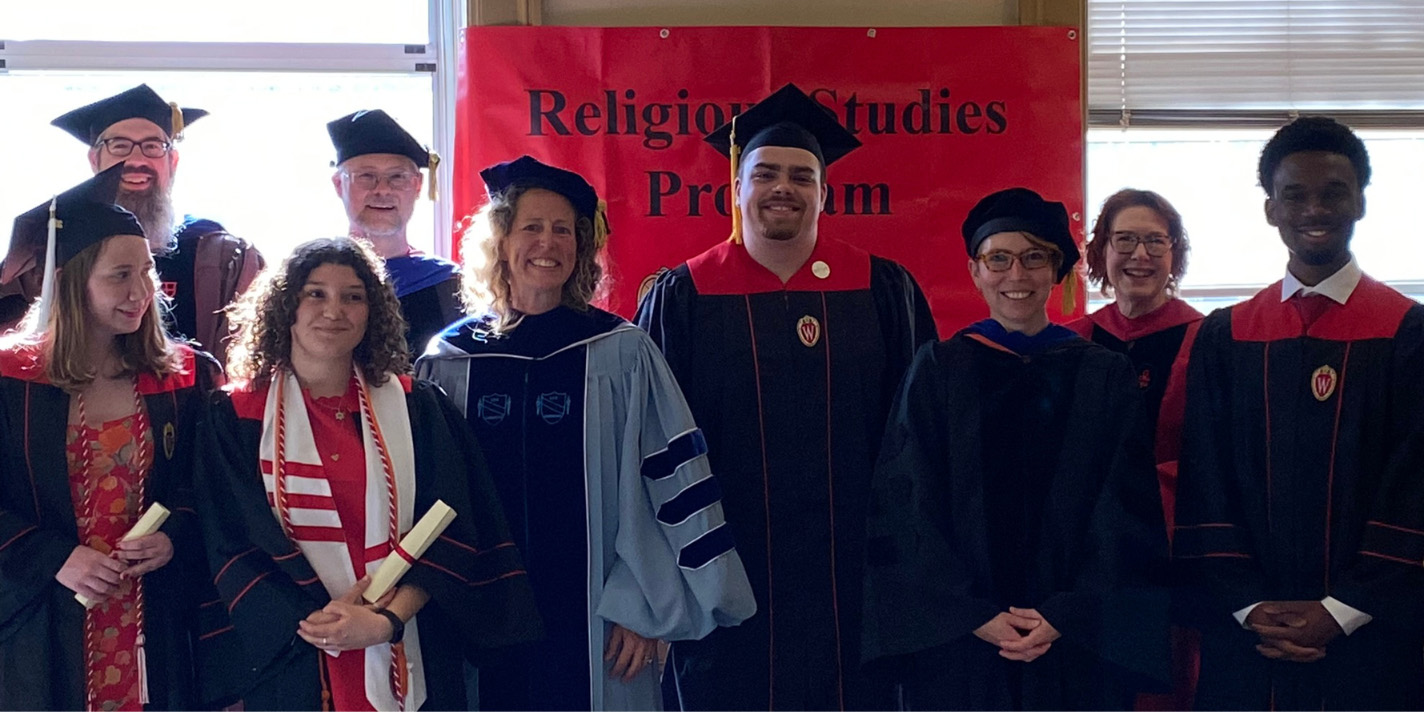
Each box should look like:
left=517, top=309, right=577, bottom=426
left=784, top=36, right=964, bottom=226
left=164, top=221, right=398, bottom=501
left=0, top=84, right=266, bottom=363
left=860, top=188, right=1169, bottom=710
left=635, top=83, right=937, bottom=711
left=328, top=109, right=462, bottom=354
left=1174, top=116, right=1424, bottom=710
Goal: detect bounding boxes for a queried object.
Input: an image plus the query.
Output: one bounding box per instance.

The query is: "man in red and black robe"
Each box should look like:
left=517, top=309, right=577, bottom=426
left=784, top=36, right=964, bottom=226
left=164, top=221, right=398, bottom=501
left=1175, top=116, right=1424, bottom=710
left=636, top=84, right=937, bottom=711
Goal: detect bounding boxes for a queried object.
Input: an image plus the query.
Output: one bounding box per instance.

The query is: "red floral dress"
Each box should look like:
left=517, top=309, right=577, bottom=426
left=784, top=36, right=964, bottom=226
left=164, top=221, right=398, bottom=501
left=67, top=413, right=152, bottom=712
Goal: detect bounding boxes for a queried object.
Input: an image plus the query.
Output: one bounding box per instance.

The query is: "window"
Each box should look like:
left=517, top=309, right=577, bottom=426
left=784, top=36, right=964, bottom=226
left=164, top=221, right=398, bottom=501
left=0, top=0, right=457, bottom=261
left=1085, top=1, right=1424, bottom=311
left=1, top=0, right=429, bottom=44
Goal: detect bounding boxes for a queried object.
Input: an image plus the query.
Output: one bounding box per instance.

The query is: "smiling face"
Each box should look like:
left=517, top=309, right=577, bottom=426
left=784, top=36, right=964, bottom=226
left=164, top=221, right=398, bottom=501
left=333, top=153, right=422, bottom=239
left=88, top=118, right=178, bottom=246
left=84, top=234, right=157, bottom=339
left=1266, top=151, right=1364, bottom=274
left=736, top=145, right=826, bottom=244
left=89, top=118, right=177, bottom=195
left=290, top=263, right=370, bottom=367
left=1105, top=205, right=1175, bottom=311
left=501, top=188, right=578, bottom=314
left=969, top=231, right=1056, bottom=334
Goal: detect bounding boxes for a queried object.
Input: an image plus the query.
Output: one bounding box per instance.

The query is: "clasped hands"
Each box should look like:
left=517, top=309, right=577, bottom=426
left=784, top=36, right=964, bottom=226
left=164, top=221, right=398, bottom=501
left=297, top=577, right=397, bottom=653
left=974, top=607, right=1061, bottom=662
left=1244, top=601, right=1342, bottom=663
left=56, top=533, right=174, bottom=605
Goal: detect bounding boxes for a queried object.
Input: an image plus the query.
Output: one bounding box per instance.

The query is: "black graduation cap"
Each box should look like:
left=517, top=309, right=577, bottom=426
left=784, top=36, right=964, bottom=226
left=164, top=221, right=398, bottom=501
left=4, top=164, right=146, bottom=326
left=962, top=187, right=1080, bottom=284
left=51, top=84, right=208, bottom=145
left=9, top=164, right=145, bottom=271
left=328, top=110, right=432, bottom=168
left=704, top=83, right=861, bottom=168
left=328, top=109, right=440, bottom=200
left=479, top=155, right=610, bottom=248
left=703, top=84, right=861, bottom=243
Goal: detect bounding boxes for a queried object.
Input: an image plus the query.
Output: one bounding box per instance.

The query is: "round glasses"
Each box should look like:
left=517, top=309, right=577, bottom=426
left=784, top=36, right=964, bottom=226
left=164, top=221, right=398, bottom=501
left=96, top=137, right=173, bottom=159
left=1109, top=231, right=1174, bottom=257
left=976, top=248, right=1056, bottom=272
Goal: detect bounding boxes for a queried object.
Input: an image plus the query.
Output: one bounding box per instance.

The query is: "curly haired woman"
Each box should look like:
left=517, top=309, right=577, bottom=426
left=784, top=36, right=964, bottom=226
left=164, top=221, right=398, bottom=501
left=195, top=236, right=541, bottom=710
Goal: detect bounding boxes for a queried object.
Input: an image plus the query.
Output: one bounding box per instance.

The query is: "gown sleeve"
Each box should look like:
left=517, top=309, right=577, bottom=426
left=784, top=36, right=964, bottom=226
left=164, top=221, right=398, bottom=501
left=592, top=333, right=756, bottom=641
left=1334, top=305, right=1424, bottom=634
left=861, top=341, right=1001, bottom=664
left=0, top=399, right=74, bottom=641
left=1173, top=312, right=1269, bottom=616
left=870, top=257, right=940, bottom=384
left=633, top=265, right=698, bottom=385
left=193, top=392, right=325, bottom=682
left=1035, top=350, right=1170, bottom=686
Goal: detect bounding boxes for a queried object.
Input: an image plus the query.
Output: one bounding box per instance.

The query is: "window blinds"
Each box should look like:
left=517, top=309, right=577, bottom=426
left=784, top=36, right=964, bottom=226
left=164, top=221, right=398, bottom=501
left=1087, top=1, right=1424, bottom=126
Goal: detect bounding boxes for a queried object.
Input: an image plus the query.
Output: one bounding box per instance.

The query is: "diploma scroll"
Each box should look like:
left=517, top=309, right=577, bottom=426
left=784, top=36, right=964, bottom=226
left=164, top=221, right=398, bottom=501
left=363, top=499, right=457, bottom=603
left=76, top=503, right=171, bottom=609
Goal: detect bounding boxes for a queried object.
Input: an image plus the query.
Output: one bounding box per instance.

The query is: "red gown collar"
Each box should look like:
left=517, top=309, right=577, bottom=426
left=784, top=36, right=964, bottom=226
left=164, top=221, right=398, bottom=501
left=687, top=236, right=872, bottom=295
left=1075, top=298, right=1203, bottom=343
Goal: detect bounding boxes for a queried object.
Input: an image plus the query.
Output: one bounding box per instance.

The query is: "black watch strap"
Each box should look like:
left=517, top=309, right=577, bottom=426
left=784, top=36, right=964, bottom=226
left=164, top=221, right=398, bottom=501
left=377, top=609, right=405, bottom=644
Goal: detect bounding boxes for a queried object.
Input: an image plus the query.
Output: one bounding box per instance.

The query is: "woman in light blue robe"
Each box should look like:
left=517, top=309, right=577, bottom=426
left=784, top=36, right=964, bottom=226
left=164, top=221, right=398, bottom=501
left=416, top=155, right=755, bottom=711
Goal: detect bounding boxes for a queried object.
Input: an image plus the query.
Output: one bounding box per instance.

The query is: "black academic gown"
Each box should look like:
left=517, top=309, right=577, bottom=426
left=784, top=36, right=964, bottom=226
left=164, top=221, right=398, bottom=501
left=636, top=237, right=937, bottom=711
left=385, top=254, right=463, bottom=355
left=1174, top=276, right=1424, bottom=711
left=0, top=344, right=226, bottom=710
left=194, top=377, right=543, bottom=711
left=861, top=327, right=1169, bottom=711
left=1068, top=298, right=1204, bottom=528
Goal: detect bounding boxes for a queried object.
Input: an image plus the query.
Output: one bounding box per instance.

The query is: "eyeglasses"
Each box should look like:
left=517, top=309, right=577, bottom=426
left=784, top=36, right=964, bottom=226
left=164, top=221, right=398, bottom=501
left=1109, top=231, right=1174, bottom=257
left=976, top=248, right=1056, bottom=272
left=343, top=171, right=417, bottom=191
left=96, top=137, right=173, bottom=159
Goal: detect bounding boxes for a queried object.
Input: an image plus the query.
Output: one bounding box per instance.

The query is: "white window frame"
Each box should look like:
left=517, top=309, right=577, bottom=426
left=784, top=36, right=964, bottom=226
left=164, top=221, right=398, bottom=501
left=0, top=0, right=463, bottom=258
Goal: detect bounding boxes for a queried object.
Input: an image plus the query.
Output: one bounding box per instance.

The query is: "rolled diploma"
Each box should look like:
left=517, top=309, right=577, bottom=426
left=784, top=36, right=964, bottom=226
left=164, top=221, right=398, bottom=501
left=76, top=503, right=171, bottom=609
left=363, top=499, right=457, bottom=603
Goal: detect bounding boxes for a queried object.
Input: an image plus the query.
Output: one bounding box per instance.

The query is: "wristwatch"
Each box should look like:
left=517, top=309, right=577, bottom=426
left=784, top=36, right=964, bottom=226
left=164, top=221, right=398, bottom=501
left=377, top=609, right=405, bottom=644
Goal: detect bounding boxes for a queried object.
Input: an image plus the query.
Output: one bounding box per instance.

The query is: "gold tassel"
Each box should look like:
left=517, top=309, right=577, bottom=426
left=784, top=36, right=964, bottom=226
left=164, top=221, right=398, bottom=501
left=1061, top=266, right=1079, bottom=315
left=727, top=115, right=742, bottom=244
left=168, top=102, right=185, bottom=141
left=427, top=150, right=441, bottom=201
left=593, top=199, right=611, bottom=250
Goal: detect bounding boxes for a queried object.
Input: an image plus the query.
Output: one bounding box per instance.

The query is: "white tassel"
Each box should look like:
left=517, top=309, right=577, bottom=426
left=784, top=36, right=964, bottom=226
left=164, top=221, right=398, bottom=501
left=137, top=632, right=150, bottom=705
left=33, top=196, right=59, bottom=329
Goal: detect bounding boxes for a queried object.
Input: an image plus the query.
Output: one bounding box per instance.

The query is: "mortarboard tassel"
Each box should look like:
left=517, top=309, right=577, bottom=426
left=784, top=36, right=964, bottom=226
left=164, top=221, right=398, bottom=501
left=33, top=197, right=61, bottom=329
left=727, top=115, right=742, bottom=244
left=1061, top=265, right=1079, bottom=315
left=168, top=102, right=185, bottom=142
left=427, top=151, right=441, bottom=202
left=593, top=199, right=611, bottom=250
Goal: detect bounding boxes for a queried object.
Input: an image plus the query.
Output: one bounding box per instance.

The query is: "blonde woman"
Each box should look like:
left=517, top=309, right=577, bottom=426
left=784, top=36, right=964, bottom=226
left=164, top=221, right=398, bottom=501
left=0, top=165, right=222, bottom=709
left=418, top=156, right=754, bottom=711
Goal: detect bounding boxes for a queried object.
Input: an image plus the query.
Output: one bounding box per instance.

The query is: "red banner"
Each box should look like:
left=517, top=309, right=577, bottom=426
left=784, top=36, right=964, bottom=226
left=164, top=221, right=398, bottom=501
left=455, top=26, right=1083, bottom=334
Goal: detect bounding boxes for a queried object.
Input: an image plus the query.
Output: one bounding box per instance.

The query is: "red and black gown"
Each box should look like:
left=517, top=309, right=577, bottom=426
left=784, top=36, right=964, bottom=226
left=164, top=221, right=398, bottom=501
left=194, top=376, right=543, bottom=710
left=0, top=344, right=231, bottom=709
left=1174, top=276, right=1424, bottom=710
left=635, top=237, right=937, bottom=711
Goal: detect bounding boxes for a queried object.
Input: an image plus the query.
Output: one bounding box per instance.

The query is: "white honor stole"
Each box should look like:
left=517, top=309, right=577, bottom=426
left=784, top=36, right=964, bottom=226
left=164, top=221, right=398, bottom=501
left=260, top=368, right=427, bottom=711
